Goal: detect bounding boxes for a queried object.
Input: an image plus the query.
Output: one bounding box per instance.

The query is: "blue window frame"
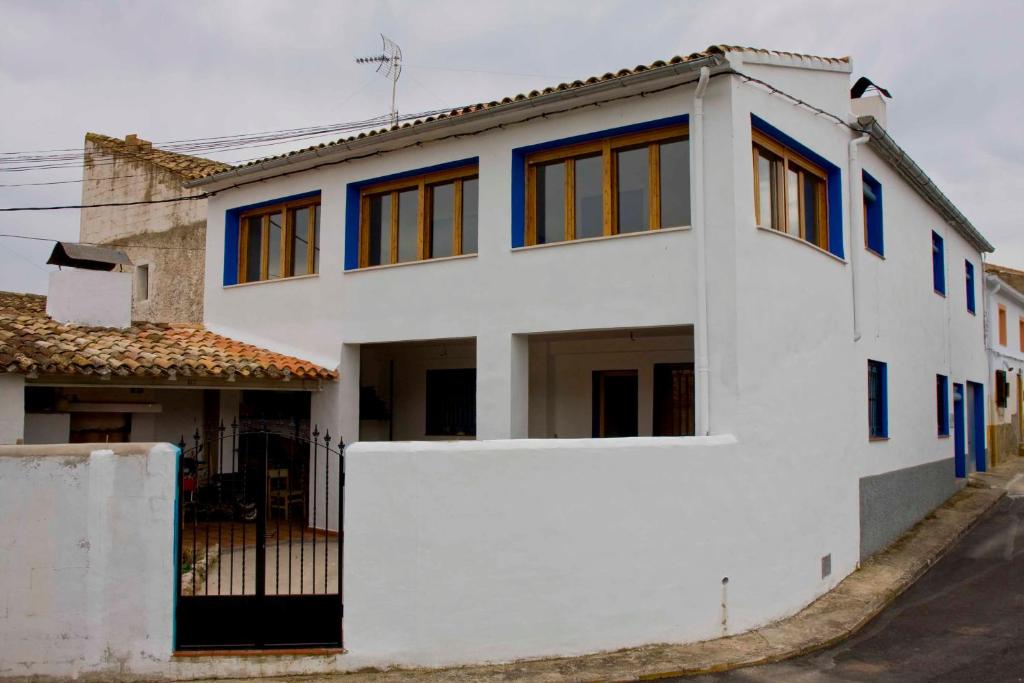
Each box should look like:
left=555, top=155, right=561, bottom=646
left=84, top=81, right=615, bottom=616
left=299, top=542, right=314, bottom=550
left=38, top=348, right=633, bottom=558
left=868, top=360, right=888, bottom=439
left=863, top=171, right=883, bottom=256
left=965, top=260, right=976, bottom=314
left=932, top=231, right=945, bottom=295
left=936, top=374, right=949, bottom=436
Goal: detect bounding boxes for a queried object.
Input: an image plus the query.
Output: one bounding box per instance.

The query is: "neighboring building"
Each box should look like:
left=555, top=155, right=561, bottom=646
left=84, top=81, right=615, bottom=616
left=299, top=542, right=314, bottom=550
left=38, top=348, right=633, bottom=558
left=80, top=132, right=230, bottom=322
left=0, top=246, right=335, bottom=448
left=174, top=44, right=994, bottom=665
left=984, top=262, right=1024, bottom=464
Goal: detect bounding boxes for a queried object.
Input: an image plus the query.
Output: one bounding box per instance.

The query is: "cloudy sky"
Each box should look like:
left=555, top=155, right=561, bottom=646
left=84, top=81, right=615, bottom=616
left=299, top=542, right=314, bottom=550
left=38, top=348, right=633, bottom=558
left=1, top=0, right=1022, bottom=294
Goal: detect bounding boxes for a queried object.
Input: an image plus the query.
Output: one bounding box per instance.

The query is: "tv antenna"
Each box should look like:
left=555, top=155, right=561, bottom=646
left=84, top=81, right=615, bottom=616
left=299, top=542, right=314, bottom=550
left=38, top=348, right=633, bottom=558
left=356, top=34, right=402, bottom=128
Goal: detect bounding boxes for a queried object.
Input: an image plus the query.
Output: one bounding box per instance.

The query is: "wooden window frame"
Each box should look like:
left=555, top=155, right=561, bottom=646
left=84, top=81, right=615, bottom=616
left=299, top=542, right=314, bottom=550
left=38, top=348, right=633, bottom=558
left=524, top=124, right=689, bottom=246
left=751, top=130, right=830, bottom=251
left=358, top=165, right=479, bottom=268
left=238, top=197, right=320, bottom=284
left=1019, top=317, right=1024, bottom=353
left=999, top=304, right=1007, bottom=346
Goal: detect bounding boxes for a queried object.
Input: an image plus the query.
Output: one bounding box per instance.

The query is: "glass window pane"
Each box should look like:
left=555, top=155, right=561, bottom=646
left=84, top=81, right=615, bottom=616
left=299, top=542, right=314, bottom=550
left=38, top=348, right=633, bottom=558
left=535, top=161, right=565, bottom=244
left=803, top=175, right=820, bottom=247
left=786, top=168, right=800, bottom=237
left=575, top=154, right=603, bottom=239
left=313, top=204, right=320, bottom=273
left=757, top=153, right=770, bottom=228
left=462, top=178, right=478, bottom=254
left=244, top=215, right=262, bottom=282
left=291, top=206, right=310, bottom=276
left=397, top=188, right=419, bottom=263
left=267, top=212, right=282, bottom=279
left=368, top=194, right=392, bottom=266
left=430, top=182, right=455, bottom=258
left=660, top=139, right=690, bottom=228
left=616, top=146, right=648, bottom=233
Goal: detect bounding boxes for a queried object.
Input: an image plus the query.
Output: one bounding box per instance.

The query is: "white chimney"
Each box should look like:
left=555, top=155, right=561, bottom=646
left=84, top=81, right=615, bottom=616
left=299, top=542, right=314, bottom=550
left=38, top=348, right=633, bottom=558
left=851, top=94, right=887, bottom=128
left=44, top=242, right=133, bottom=328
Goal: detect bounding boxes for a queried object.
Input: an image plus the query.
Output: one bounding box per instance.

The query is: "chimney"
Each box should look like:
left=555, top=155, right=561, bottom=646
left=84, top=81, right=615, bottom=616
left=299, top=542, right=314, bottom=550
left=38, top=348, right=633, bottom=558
left=45, top=243, right=133, bottom=328
left=124, top=133, right=152, bottom=151
left=851, top=94, right=887, bottom=128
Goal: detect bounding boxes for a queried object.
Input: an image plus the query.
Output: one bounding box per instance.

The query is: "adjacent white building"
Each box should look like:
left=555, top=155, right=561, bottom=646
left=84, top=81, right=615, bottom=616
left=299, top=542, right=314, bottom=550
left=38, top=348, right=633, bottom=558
left=983, top=263, right=1024, bottom=464
left=177, top=44, right=994, bottom=666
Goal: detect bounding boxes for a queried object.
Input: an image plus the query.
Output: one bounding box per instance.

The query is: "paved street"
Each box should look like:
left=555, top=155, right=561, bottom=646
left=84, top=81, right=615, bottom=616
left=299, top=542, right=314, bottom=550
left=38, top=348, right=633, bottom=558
left=679, top=493, right=1024, bottom=683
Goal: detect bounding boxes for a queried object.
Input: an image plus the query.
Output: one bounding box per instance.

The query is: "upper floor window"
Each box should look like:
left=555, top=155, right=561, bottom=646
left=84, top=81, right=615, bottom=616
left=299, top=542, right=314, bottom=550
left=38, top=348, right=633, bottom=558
left=863, top=171, right=883, bottom=256
left=965, top=260, right=976, bottom=314
left=999, top=304, right=1007, bottom=345
left=238, top=197, right=320, bottom=283
left=359, top=165, right=478, bottom=268
left=752, top=130, right=829, bottom=251
left=524, top=124, right=690, bottom=245
left=931, top=231, right=945, bottom=295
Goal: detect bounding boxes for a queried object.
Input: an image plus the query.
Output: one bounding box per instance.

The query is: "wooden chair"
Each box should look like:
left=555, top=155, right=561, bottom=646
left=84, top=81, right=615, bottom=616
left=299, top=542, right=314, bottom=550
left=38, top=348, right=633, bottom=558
left=267, top=467, right=304, bottom=521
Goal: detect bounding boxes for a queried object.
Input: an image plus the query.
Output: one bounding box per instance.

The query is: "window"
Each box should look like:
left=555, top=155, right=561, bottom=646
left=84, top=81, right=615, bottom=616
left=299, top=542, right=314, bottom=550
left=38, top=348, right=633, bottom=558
left=359, top=166, right=478, bottom=267
left=752, top=130, right=829, bottom=250
left=134, top=264, right=149, bottom=302
left=653, top=363, right=695, bottom=436
left=592, top=370, right=639, bottom=437
left=238, top=198, right=320, bottom=283
left=863, top=172, right=883, bottom=256
left=425, top=368, right=476, bottom=436
left=932, top=231, right=945, bottom=295
left=1020, top=318, right=1024, bottom=353
left=525, top=125, right=690, bottom=245
left=965, top=261, right=976, bottom=314
left=868, top=360, right=888, bottom=439
left=996, top=370, right=1009, bottom=409
left=937, top=374, right=949, bottom=436
left=999, top=304, right=1007, bottom=346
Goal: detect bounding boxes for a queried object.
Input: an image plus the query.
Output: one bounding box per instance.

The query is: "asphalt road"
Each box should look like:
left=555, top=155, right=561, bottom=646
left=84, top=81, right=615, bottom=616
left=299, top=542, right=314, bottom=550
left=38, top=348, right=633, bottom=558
left=675, top=495, right=1024, bottom=683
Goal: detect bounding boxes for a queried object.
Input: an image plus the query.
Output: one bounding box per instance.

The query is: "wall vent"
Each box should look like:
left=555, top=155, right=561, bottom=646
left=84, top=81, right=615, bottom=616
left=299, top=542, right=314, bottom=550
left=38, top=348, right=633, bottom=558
left=821, top=553, right=832, bottom=579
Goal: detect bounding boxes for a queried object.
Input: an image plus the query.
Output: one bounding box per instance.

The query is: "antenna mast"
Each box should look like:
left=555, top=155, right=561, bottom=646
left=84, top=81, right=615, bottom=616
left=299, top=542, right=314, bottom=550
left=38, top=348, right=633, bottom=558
left=355, top=34, right=402, bottom=128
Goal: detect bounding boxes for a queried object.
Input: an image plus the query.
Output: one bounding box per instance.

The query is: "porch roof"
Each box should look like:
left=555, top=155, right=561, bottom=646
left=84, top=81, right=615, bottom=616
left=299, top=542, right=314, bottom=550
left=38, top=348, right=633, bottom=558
left=0, top=291, right=336, bottom=382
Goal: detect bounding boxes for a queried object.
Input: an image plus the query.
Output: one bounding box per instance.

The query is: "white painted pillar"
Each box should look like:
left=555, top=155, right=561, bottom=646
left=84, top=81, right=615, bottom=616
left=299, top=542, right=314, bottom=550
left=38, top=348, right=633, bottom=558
left=476, top=331, right=529, bottom=439
left=0, top=374, right=25, bottom=445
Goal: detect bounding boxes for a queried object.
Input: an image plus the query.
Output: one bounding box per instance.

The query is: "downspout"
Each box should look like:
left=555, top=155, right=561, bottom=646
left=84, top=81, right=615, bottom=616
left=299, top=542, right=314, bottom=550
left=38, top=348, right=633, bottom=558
left=848, top=133, right=870, bottom=342
left=694, top=66, right=711, bottom=436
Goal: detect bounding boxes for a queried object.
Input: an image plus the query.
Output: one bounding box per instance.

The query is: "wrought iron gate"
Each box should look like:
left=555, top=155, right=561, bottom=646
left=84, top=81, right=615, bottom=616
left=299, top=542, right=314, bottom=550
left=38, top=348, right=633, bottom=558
left=174, top=422, right=344, bottom=650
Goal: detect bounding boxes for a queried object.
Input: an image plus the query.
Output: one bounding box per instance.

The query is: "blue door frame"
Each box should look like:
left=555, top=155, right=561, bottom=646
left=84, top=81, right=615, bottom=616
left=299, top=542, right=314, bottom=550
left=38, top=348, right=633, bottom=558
left=968, top=380, right=987, bottom=473
left=953, top=383, right=966, bottom=478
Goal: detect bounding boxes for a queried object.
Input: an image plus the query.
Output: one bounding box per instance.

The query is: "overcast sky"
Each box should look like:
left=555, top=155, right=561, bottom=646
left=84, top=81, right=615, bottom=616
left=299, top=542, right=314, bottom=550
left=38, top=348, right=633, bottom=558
left=1, top=0, right=1022, bottom=294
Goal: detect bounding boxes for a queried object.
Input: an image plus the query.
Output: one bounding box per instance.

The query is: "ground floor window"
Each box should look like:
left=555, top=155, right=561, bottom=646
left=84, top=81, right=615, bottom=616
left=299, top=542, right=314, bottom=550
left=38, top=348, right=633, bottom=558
left=592, top=369, right=639, bottom=437
left=425, top=368, right=477, bottom=437
left=868, top=359, right=888, bottom=439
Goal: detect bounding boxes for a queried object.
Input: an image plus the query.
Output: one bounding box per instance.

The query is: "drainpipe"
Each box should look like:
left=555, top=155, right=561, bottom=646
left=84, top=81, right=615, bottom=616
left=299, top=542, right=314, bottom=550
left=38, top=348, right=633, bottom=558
left=693, top=66, right=711, bottom=436
left=848, top=133, right=870, bottom=342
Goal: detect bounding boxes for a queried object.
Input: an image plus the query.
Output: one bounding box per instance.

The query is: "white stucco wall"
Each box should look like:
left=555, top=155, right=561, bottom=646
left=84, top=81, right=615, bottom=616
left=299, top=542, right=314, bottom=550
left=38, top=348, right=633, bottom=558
left=343, top=436, right=849, bottom=667
left=0, top=374, right=24, bottom=444
left=46, top=269, right=132, bottom=328
left=0, top=442, right=177, bottom=679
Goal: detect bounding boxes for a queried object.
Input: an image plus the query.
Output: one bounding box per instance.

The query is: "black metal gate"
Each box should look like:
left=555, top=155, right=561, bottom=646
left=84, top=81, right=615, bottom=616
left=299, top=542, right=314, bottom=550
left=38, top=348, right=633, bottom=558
left=174, top=422, right=344, bottom=650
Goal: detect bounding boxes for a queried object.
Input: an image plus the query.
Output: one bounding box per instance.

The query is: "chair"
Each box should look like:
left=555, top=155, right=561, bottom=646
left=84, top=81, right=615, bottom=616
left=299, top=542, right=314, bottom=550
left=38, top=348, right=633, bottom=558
left=267, top=467, right=304, bottom=521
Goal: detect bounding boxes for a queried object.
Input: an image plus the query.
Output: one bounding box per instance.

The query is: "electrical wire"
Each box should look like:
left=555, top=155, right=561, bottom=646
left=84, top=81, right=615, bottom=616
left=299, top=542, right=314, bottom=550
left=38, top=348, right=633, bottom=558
left=0, top=233, right=202, bottom=251
left=0, top=67, right=880, bottom=213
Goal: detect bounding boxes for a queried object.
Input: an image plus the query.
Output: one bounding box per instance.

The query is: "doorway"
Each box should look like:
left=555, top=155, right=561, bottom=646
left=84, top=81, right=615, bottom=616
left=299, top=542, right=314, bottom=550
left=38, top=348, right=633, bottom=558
left=953, top=383, right=966, bottom=478
left=592, top=370, right=639, bottom=437
left=967, top=381, right=986, bottom=472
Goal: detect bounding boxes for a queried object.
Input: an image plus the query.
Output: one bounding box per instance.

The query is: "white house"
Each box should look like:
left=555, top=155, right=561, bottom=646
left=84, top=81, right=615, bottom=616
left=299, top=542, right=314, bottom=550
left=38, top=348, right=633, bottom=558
left=0, top=44, right=995, bottom=677
left=984, top=262, right=1024, bottom=464
left=177, top=44, right=994, bottom=667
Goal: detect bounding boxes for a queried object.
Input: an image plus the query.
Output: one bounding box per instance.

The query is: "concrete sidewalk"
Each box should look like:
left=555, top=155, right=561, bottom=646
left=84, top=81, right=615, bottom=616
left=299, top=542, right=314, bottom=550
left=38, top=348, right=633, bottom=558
left=204, top=456, right=1024, bottom=683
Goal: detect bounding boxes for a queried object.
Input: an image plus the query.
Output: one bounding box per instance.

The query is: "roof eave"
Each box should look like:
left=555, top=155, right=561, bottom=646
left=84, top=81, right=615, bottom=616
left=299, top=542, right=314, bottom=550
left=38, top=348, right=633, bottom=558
left=858, top=116, right=994, bottom=253
left=186, top=54, right=727, bottom=190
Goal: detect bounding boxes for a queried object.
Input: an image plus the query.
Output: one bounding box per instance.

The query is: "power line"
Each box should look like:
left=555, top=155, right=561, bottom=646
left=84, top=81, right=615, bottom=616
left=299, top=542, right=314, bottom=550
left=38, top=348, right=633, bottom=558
left=0, top=233, right=202, bottom=251
left=0, top=68, right=880, bottom=213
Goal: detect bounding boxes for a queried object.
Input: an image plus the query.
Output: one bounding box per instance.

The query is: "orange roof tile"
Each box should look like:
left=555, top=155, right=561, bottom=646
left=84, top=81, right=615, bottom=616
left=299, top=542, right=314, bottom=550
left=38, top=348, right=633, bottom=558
left=0, top=291, right=336, bottom=382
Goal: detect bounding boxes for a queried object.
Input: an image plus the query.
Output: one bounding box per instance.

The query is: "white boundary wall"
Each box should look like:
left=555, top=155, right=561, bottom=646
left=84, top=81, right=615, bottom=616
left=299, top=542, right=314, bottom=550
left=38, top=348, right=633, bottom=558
left=0, top=443, right=176, bottom=680
left=343, top=436, right=851, bottom=668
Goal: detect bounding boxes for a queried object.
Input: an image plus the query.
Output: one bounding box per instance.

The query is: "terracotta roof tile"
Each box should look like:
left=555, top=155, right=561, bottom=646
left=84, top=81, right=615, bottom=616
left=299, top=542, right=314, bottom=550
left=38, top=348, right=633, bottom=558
left=0, top=291, right=336, bottom=382
left=193, top=44, right=848, bottom=182
left=985, top=263, right=1024, bottom=296
left=86, top=132, right=232, bottom=181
